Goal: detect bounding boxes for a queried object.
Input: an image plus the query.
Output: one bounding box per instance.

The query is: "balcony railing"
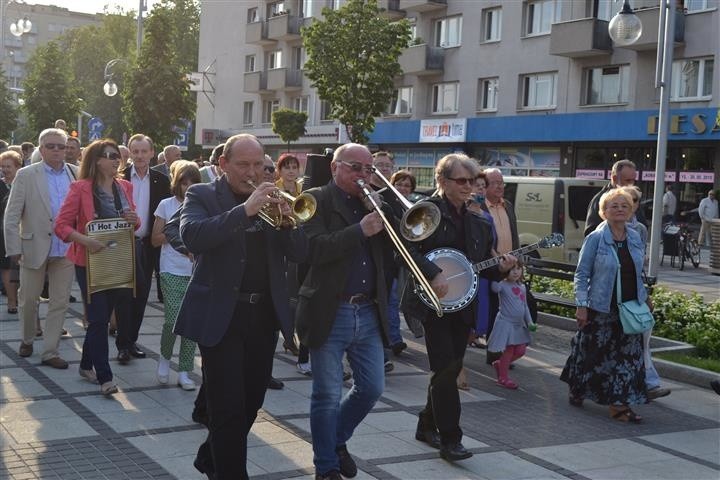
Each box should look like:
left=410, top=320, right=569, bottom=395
left=399, top=44, right=444, bottom=76
left=549, top=18, right=612, bottom=58
left=267, top=68, right=303, bottom=91
left=246, top=21, right=276, bottom=45
left=398, top=0, right=446, bottom=12
left=620, top=7, right=685, bottom=51
left=268, top=14, right=303, bottom=40
left=244, top=71, right=268, bottom=93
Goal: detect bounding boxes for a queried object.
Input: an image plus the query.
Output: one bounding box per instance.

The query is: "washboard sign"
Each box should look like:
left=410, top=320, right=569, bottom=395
left=85, top=218, right=136, bottom=298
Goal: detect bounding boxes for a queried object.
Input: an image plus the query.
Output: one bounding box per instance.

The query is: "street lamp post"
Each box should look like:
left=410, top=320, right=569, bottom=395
left=608, top=0, right=676, bottom=282
left=102, top=0, right=145, bottom=97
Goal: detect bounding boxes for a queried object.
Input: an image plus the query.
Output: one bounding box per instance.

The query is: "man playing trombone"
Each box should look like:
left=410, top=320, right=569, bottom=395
left=296, top=143, right=396, bottom=480
left=175, top=134, right=308, bottom=480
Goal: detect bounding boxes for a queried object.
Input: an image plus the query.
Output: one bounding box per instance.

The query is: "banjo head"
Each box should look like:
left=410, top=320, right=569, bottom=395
left=422, top=248, right=478, bottom=313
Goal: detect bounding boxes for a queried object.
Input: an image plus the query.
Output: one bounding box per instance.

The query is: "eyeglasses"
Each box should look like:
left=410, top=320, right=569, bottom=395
left=340, top=161, right=373, bottom=174
left=263, top=166, right=275, bottom=173
left=100, top=152, right=121, bottom=160
left=445, top=177, right=475, bottom=186
left=487, top=181, right=505, bottom=187
left=43, top=143, right=66, bottom=150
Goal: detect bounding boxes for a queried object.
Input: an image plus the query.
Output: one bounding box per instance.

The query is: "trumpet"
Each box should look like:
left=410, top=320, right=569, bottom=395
left=370, top=166, right=441, bottom=242
left=246, top=180, right=317, bottom=229
left=356, top=179, right=443, bottom=317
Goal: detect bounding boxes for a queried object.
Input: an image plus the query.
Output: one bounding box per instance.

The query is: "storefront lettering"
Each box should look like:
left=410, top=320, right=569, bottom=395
left=647, top=114, right=719, bottom=136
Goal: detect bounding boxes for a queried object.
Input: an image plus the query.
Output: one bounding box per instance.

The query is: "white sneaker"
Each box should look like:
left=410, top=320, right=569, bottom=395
left=296, top=362, right=312, bottom=376
left=177, top=371, right=196, bottom=391
left=157, top=357, right=170, bottom=385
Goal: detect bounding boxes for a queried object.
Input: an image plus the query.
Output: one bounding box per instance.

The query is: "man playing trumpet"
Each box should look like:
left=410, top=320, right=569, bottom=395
left=175, top=134, right=308, bottom=480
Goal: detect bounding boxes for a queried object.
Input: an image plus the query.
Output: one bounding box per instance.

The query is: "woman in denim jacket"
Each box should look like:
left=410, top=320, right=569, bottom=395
left=560, top=188, right=650, bottom=423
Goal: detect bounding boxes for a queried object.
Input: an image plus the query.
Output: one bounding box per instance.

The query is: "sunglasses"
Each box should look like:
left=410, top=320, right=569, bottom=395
left=263, top=166, right=275, bottom=173
left=100, top=152, right=121, bottom=160
left=43, top=143, right=66, bottom=150
left=340, top=161, right=373, bottom=174
left=445, top=176, right=475, bottom=186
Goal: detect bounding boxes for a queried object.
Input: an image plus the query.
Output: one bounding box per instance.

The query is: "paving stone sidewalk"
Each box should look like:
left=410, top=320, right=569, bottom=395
left=1, top=281, right=719, bottom=480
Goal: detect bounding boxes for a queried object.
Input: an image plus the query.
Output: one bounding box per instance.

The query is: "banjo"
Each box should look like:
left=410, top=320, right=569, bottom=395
left=415, top=233, right=565, bottom=313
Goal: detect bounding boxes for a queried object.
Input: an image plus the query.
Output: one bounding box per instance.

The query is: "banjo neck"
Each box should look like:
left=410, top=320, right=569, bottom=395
left=470, top=243, right=540, bottom=274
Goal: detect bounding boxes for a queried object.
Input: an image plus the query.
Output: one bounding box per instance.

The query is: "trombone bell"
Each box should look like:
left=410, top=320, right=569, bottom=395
left=401, top=203, right=442, bottom=242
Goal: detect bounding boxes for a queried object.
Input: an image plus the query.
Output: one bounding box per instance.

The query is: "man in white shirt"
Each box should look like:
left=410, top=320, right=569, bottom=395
left=662, top=185, right=677, bottom=223
left=698, top=190, right=719, bottom=246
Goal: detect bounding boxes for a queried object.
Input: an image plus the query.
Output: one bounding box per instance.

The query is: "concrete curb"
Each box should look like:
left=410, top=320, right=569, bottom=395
left=537, top=312, right=719, bottom=389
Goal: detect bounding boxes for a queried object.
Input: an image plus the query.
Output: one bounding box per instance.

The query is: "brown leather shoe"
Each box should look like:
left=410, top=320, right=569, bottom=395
left=18, top=342, right=33, bottom=357
left=41, top=357, right=69, bottom=369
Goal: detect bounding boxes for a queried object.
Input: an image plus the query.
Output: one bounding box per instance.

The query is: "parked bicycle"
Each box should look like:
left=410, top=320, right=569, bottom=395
left=661, top=222, right=700, bottom=270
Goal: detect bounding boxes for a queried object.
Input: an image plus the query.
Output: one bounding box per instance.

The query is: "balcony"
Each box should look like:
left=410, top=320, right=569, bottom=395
left=549, top=18, right=612, bottom=58
left=267, top=14, right=303, bottom=41
left=399, top=44, right=444, bottom=76
left=267, top=68, right=303, bottom=91
left=399, top=0, right=446, bottom=12
left=378, top=0, right=405, bottom=19
left=619, top=7, right=685, bottom=51
left=246, top=21, right=276, bottom=46
left=244, top=71, right=269, bottom=93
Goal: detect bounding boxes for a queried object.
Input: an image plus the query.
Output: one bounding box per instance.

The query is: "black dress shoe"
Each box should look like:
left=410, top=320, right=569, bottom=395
left=391, top=341, right=408, bottom=356
left=268, top=377, right=284, bottom=390
left=191, top=409, right=209, bottom=427
left=117, top=349, right=131, bottom=364
left=336, top=444, right=357, bottom=478
left=415, top=427, right=441, bottom=449
left=129, top=345, right=146, bottom=358
left=315, top=470, right=342, bottom=480
left=440, top=442, right=473, bottom=462
left=69, top=295, right=77, bottom=303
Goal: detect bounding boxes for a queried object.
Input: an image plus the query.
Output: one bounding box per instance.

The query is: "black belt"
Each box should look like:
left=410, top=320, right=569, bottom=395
left=238, top=292, right=265, bottom=304
left=337, top=293, right=373, bottom=305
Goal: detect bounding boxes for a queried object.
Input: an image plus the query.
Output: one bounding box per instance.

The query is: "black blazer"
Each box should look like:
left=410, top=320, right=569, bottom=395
left=122, top=165, right=171, bottom=237
left=175, top=177, right=308, bottom=347
left=295, top=182, right=392, bottom=349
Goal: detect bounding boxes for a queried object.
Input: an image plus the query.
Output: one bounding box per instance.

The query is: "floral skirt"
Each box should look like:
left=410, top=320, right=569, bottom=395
left=560, top=308, right=647, bottom=406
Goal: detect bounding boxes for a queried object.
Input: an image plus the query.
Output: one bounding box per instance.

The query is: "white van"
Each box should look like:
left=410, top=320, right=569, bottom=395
left=503, top=177, right=603, bottom=264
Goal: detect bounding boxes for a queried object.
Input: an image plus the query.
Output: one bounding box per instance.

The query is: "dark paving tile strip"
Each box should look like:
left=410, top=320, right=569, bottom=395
left=511, top=450, right=593, bottom=480
left=629, top=436, right=720, bottom=470
left=0, top=341, right=176, bottom=480
left=121, top=423, right=205, bottom=438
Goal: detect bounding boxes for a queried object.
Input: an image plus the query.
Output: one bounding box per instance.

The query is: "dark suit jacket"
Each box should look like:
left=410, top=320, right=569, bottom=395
left=174, top=176, right=308, bottom=347
left=295, top=181, right=392, bottom=349
left=122, top=165, right=171, bottom=237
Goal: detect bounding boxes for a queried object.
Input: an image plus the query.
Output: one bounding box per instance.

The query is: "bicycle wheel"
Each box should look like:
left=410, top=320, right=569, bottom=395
left=678, top=237, right=686, bottom=271
left=687, top=237, right=701, bottom=268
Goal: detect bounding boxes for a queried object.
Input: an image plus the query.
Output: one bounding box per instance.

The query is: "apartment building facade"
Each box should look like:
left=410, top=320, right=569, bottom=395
left=195, top=0, right=718, bottom=197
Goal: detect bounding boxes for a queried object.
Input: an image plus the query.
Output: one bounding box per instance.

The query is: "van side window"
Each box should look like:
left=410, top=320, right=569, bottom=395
left=503, top=183, right=518, bottom=205
left=568, top=186, right=602, bottom=224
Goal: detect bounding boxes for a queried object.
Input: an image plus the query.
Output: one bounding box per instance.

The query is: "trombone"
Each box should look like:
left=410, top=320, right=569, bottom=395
left=247, top=180, right=317, bottom=229
left=356, top=179, right=444, bottom=317
left=370, top=166, right=441, bottom=242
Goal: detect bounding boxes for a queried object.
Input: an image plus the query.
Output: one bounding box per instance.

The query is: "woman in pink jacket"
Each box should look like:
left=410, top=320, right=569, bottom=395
left=55, top=139, right=139, bottom=396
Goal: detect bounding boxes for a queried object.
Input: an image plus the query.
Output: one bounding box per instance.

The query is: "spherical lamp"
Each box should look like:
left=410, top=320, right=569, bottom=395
left=608, top=0, right=643, bottom=46
left=103, top=80, right=118, bottom=97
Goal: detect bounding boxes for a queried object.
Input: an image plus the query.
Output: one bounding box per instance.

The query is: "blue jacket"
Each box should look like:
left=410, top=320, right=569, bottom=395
left=574, top=222, right=647, bottom=313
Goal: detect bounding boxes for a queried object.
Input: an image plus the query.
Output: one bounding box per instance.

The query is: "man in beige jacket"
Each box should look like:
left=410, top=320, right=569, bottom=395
left=4, top=128, right=79, bottom=368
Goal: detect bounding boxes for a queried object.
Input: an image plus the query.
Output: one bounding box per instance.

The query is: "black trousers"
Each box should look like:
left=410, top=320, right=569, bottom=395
left=195, top=300, right=277, bottom=480
left=418, top=314, right=470, bottom=445
left=117, top=238, right=154, bottom=350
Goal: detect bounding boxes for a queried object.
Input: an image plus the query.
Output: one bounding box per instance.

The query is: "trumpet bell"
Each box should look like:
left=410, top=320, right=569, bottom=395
left=400, top=202, right=441, bottom=242
left=291, top=193, right=317, bottom=223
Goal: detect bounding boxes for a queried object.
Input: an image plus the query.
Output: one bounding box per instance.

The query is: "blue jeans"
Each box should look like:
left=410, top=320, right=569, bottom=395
left=387, top=278, right=403, bottom=346
left=643, top=329, right=661, bottom=389
left=75, top=266, right=131, bottom=385
left=310, top=303, right=384, bottom=474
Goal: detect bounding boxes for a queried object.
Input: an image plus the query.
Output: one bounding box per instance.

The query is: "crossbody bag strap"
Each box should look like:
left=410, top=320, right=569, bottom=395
left=612, top=246, right=622, bottom=306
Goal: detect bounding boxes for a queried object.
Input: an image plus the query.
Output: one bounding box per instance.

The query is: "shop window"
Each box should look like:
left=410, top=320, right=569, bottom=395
left=583, top=65, right=629, bottom=105
left=432, top=82, right=459, bottom=114
left=671, top=58, right=713, bottom=101
left=434, top=16, right=462, bottom=48
left=482, top=8, right=502, bottom=42
left=478, top=77, right=499, bottom=112
left=387, top=87, right=413, bottom=116
left=521, top=72, right=557, bottom=109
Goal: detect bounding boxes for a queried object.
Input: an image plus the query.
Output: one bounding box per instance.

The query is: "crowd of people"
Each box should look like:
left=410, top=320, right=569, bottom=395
left=0, top=126, right=684, bottom=479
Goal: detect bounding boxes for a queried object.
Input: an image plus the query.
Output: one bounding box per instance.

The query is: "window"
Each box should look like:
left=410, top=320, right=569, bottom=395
left=262, top=100, right=280, bottom=124
left=584, top=65, right=629, bottom=105
left=292, top=47, right=305, bottom=70
left=434, top=16, right=462, bottom=48
left=269, top=1, right=286, bottom=16
left=478, top=78, right=499, bottom=111
left=482, top=8, right=502, bottom=42
left=328, top=0, right=341, bottom=10
left=268, top=50, right=283, bottom=69
left=594, top=0, right=614, bottom=20
left=245, top=55, right=256, bottom=73
left=686, top=0, right=717, bottom=12
left=525, top=0, right=558, bottom=35
left=243, top=101, right=254, bottom=126
left=320, top=100, right=333, bottom=122
left=247, top=7, right=259, bottom=23
left=300, top=0, right=315, bottom=17
left=521, top=72, right=557, bottom=109
left=432, top=82, right=459, bottom=114
left=387, top=87, right=413, bottom=115
left=292, top=96, right=309, bottom=113
left=671, top=58, right=713, bottom=100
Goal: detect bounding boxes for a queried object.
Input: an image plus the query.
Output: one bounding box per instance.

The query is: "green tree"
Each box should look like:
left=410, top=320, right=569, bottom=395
left=0, top=67, right=18, bottom=140
left=157, top=0, right=200, bottom=72
left=123, top=3, right=194, bottom=146
left=272, top=108, right=308, bottom=151
left=22, top=42, right=80, bottom=135
left=302, top=0, right=411, bottom=144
